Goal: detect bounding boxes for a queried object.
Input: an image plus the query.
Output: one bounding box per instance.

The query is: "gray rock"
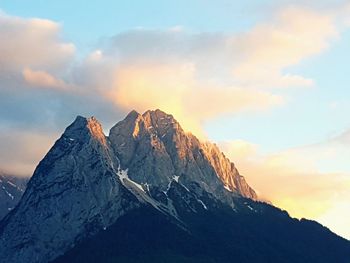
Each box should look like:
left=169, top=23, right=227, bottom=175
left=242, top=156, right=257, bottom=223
left=0, top=116, right=141, bottom=263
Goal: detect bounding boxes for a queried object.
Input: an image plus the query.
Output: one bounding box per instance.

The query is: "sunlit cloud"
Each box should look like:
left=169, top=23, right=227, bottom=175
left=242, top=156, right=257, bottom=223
left=107, top=62, right=282, bottom=136
left=0, top=13, right=75, bottom=72
left=23, top=68, right=68, bottom=90
left=219, top=134, right=350, bottom=239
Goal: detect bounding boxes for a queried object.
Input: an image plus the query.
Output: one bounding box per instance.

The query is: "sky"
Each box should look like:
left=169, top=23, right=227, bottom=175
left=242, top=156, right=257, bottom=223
left=0, top=0, right=349, bottom=239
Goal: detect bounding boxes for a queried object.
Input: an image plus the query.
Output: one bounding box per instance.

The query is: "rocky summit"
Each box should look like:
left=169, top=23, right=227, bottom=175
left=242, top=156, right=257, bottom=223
left=0, top=109, right=349, bottom=263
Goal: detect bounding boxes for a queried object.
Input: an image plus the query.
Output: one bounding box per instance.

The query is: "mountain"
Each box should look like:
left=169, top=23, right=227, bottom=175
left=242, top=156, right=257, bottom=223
left=0, top=172, right=28, bottom=220
left=0, top=109, right=349, bottom=263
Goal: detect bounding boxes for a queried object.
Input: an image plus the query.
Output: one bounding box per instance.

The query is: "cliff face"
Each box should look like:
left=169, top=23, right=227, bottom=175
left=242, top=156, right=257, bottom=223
left=109, top=109, right=257, bottom=199
left=0, top=116, right=143, bottom=262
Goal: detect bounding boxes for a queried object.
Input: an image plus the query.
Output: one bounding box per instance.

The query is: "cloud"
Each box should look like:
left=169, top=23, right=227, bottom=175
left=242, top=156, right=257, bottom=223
left=107, top=62, right=283, bottom=136
left=219, top=135, right=350, bottom=239
left=231, top=6, right=337, bottom=88
left=99, top=6, right=339, bottom=91
left=0, top=130, right=58, bottom=176
left=23, top=68, right=68, bottom=90
left=0, top=12, right=123, bottom=143
left=0, top=13, right=75, bottom=72
left=109, top=62, right=198, bottom=132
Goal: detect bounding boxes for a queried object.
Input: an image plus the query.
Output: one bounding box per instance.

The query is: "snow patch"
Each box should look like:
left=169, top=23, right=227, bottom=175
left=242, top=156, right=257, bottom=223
left=224, top=185, right=232, bottom=192
left=5, top=190, right=14, bottom=200
left=7, top=181, right=16, bottom=188
left=180, top=183, right=190, bottom=192
left=115, top=167, right=183, bottom=223
left=173, top=175, right=179, bottom=183
left=117, top=167, right=144, bottom=192
left=144, top=183, right=150, bottom=193
left=244, top=202, right=257, bottom=212
left=198, top=200, right=208, bottom=210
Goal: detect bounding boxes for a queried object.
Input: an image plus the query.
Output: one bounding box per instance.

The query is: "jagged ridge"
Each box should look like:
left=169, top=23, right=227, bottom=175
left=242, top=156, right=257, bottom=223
left=109, top=109, right=257, bottom=199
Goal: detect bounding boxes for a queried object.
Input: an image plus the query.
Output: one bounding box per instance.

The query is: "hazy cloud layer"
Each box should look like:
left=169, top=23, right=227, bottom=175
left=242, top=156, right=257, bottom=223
left=0, top=130, right=58, bottom=176
left=219, top=133, right=350, bottom=239
left=0, top=13, right=75, bottom=73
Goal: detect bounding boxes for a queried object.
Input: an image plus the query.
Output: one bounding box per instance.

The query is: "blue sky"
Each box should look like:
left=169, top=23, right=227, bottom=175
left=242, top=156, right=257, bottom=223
left=1, top=1, right=261, bottom=40
left=0, top=0, right=350, bottom=238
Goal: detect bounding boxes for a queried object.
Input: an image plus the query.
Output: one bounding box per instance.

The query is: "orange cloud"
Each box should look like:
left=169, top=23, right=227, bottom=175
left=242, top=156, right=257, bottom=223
left=107, top=63, right=282, bottom=137
left=109, top=62, right=198, bottom=132
left=219, top=139, right=350, bottom=238
left=23, top=68, right=68, bottom=90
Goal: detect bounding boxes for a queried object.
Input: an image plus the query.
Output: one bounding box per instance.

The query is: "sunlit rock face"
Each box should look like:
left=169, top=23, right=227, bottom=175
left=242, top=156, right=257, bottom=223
left=109, top=109, right=257, bottom=199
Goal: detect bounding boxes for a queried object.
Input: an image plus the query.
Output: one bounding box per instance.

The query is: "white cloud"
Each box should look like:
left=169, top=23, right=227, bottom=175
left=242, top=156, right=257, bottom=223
left=0, top=13, right=75, bottom=72
left=231, top=6, right=337, bottom=88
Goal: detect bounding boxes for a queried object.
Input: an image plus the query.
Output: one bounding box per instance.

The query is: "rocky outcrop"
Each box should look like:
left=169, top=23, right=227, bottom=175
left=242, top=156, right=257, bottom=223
left=109, top=109, right=257, bottom=199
